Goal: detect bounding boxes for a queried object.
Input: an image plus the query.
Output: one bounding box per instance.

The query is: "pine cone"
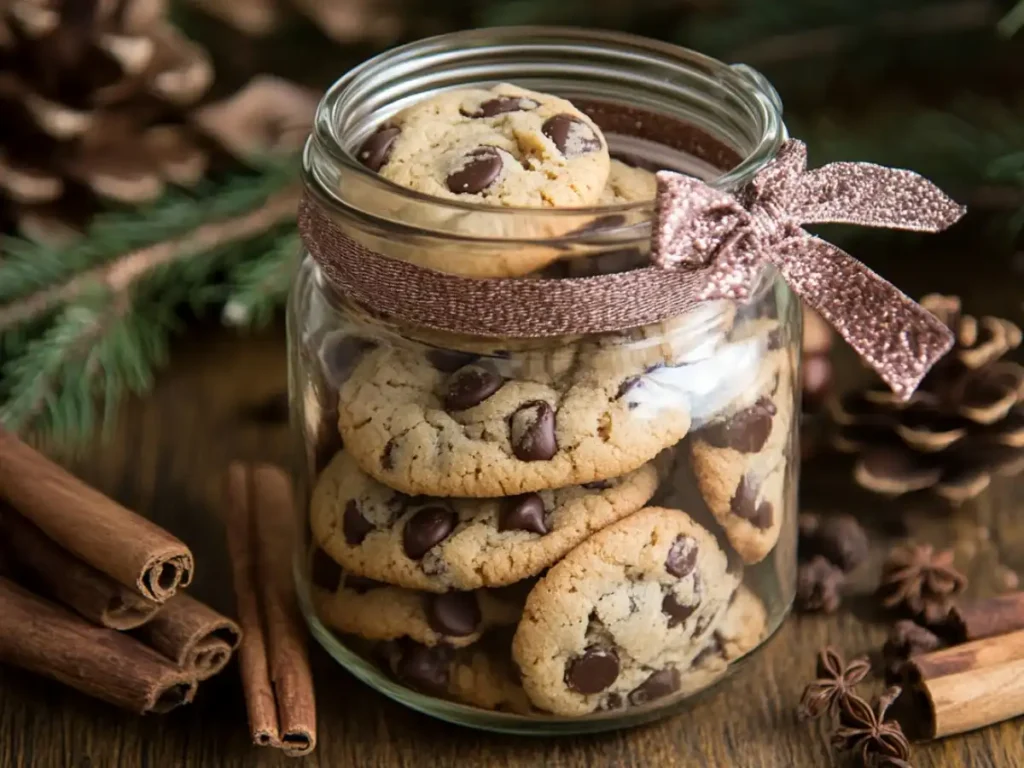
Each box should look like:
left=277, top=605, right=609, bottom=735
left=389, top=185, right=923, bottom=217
left=829, top=294, right=1024, bottom=504
left=187, top=0, right=404, bottom=45
left=0, top=1, right=315, bottom=241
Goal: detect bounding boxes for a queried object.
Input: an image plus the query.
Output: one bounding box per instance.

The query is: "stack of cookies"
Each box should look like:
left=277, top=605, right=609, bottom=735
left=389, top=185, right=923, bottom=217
left=303, top=83, right=793, bottom=717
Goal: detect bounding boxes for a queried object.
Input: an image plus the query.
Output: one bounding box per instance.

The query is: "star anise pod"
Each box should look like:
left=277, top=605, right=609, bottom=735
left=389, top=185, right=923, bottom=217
left=832, top=687, right=912, bottom=766
left=878, top=543, right=967, bottom=625
left=798, top=646, right=871, bottom=721
left=797, top=555, right=846, bottom=613
left=882, top=620, right=943, bottom=682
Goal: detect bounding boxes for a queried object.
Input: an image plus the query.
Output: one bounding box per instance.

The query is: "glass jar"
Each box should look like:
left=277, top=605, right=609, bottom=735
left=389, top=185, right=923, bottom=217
left=289, top=27, right=798, bottom=734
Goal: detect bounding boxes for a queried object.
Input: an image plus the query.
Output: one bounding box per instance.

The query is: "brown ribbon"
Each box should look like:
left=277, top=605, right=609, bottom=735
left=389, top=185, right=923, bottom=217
left=299, top=139, right=965, bottom=400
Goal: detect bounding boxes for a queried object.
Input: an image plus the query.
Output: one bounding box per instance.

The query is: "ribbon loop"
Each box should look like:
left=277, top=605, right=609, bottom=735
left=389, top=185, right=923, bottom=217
left=652, top=138, right=966, bottom=399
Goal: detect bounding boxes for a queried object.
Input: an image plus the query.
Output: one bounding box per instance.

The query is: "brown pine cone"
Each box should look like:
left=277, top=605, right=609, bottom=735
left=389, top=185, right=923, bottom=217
left=829, top=294, right=1024, bottom=504
left=0, top=1, right=315, bottom=241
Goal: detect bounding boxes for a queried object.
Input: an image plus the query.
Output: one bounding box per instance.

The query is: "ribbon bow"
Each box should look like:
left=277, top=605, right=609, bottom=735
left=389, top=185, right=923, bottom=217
left=652, top=139, right=966, bottom=400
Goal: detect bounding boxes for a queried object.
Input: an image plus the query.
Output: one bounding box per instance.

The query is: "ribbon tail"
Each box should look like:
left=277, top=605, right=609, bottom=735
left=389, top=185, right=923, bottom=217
left=772, top=236, right=954, bottom=400
left=793, top=163, right=966, bottom=232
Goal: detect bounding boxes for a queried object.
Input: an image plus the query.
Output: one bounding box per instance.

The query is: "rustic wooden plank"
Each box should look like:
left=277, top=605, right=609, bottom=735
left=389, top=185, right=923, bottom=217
left=0, top=268, right=1021, bottom=767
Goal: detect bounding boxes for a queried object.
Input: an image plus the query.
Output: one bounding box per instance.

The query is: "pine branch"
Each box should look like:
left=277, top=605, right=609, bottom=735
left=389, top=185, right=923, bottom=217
left=0, top=186, right=301, bottom=333
left=221, top=231, right=300, bottom=327
left=999, top=0, right=1024, bottom=35
left=0, top=161, right=298, bottom=309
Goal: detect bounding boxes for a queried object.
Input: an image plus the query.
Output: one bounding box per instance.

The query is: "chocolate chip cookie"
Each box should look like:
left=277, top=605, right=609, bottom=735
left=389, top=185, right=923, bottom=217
left=337, top=344, right=692, bottom=497
left=357, top=83, right=609, bottom=208
left=310, top=549, right=522, bottom=647
left=381, top=635, right=533, bottom=713
left=310, top=450, right=661, bottom=591
left=511, top=506, right=740, bottom=715
left=598, top=159, right=657, bottom=205
left=689, top=346, right=794, bottom=563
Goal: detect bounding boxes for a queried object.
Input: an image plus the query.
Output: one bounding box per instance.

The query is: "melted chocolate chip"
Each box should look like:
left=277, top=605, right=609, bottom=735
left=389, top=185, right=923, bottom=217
left=311, top=548, right=343, bottom=591
left=461, top=96, right=539, bottom=118
left=661, top=592, right=697, bottom=628
left=444, top=365, right=504, bottom=411
left=700, top=398, right=777, bottom=453
left=426, top=349, right=479, bottom=373
left=403, top=506, right=458, bottom=559
left=542, top=114, right=602, bottom=157
left=381, top=439, right=396, bottom=470
left=446, top=146, right=504, bottom=194
left=767, top=328, right=783, bottom=351
left=565, top=647, right=619, bottom=694
left=731, top=475, right=773, bottom=529
left=510, top=401, right=557, bottom=461
left=665, top=535, right=698, bottom=578
left=395, top=643, right=453, bottom=694
left=425, top=592, right=482, bottom=637
left=499, top=493, right=548, bottom=534
left=343, top=500, right=374, bottom=545
left=582, top=480, right=612, bottom=490
left=628, top=668, right=681, bottom=707
left=600, top=693, right=624, bottom=711
left=356, top=125, right=400, bottom=171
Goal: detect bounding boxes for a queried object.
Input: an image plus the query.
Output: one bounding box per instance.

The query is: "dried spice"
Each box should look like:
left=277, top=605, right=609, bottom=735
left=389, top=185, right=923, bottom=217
left=831, top=687, right=912, bottom=766
left=798, top=647, right=870, bottom=721
left=882, top=620, right=943, bottom=682
left=879, top=544, right=967, bottom=625
left=799, top=512, right=869, bottom=573
left=830, top=294, right=1024, bottom=505
left=796, top=555, right=845, bottom=614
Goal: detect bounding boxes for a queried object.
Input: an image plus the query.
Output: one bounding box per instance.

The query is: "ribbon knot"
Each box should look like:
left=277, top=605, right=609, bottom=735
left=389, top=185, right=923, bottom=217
left=651, top=139, right=966, bottom=400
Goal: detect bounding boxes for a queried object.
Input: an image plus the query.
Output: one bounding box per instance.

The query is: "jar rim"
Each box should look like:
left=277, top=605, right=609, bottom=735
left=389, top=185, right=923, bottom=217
left=304, top=26, right=786, bottom=221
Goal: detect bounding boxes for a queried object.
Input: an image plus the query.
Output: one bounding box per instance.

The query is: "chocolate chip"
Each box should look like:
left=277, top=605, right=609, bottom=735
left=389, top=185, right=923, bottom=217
left=661, top=592, right=697, bottom=628
left=446, top=146, right=504, bottom=194
left=615, top=376, right=641, bottom=400
left=381, top=439, right=396, bottom=470
left=542, top=114, right=602, bottom=156
left=582, top=480, right=612, bottom=490
left=426, top=349, right=479, bottom=373
left=444, top=365, right=504, bottom=411
left=395, top=643, right=453, bottom=695
left=565, top=647, right=619, bottom=694
left=425, top=592, right=482, bottom=637
left=311, top=548, right=342, bottom=591
left=665, top=535, right=698, bottom=578
left=344, top=574, right=383, bottom=593
left=356, top=125, right=400, bottom=171
left=694, top=614, right=713, bottom=636
left=767, top=328, right=783, bottom=350
left=628, top=668, right=680, bottom=707
left=403, top=506, right=458, bottom=559
left=700, top=397, right=777, bottom=453
left=461, top=96, right=538, bottom=118
left=731, top=475, right=773, bottom=529
left=510, top=401, right=557, bottom=461
left=600, top=693, right=624, bottom=711
left=499, top=493, right=548, bottom=534
left=343, top=500, right=374, bottom=545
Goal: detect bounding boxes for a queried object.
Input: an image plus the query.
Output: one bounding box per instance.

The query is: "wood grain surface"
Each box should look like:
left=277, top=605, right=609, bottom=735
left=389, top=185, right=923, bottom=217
left=1, top=243, right=1022, bottom=768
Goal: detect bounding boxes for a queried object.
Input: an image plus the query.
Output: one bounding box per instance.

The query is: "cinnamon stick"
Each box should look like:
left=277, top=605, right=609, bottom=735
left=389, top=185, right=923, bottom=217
left=134, top=593, right=242, bottom=681
left=224, top=462, right=316, bottom=756
left=947, top=592, right=1024, bottom=642
left=0, top=506, right=161, bottom=630
left=0, top=429, right=193, bottom=602
left=911, top=657, right=1024, bottom=738
left=903, top=629, right=1024, bottom=682
left=0, top=576, right=196, bottom=714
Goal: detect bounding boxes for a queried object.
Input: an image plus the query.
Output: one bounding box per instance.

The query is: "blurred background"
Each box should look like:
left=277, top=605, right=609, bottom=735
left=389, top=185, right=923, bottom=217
left=0, top=0, right=1022, bottom=443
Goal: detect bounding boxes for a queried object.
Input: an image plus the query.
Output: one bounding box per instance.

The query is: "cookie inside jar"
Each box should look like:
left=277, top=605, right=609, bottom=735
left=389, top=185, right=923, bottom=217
left=290, top=29, right=797, bottom=733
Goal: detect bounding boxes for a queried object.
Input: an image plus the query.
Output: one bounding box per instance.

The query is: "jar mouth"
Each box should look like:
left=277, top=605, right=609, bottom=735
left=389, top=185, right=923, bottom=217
left=304, top=26, right=785, bottom=228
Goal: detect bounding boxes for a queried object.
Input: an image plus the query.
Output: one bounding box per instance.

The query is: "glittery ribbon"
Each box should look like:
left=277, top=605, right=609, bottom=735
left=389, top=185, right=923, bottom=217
left=652, top=139, right=965, bottom=399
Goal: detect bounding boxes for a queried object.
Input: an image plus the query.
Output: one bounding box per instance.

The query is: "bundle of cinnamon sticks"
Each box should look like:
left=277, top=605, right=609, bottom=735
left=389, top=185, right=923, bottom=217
left=891, top=592, right=1024, bottom=739
left=0, top=428, right=240, bottom=715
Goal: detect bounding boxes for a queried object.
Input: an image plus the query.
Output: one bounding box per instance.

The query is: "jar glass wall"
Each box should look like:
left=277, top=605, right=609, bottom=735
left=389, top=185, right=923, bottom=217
left=288, top=27, right=798, bottom=734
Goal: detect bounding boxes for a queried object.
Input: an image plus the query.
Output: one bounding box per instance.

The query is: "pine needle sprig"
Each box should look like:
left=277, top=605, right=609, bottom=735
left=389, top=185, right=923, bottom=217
left=222, top=231, right=301, bottom=328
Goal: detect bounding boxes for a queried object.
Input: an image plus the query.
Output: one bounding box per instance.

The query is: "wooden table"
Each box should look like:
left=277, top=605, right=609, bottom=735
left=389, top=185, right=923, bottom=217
left=1, top=244, right=1022, bottom=767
